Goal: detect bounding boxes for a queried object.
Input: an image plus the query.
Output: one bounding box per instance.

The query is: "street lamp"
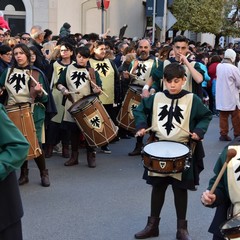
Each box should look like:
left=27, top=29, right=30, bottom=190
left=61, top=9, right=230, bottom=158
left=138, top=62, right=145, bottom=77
left=96, top=0, right=110, bottom=34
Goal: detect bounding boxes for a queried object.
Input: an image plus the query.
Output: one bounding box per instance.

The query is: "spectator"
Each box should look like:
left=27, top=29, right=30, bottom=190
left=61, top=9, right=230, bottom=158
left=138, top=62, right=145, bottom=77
left=19, top=32, right=31, bottom=45
left=43, top=29, right=53, bottom=43
left=216, top=49, right=240, bottom=141
left=0, top=11, right=10, bottom=32
left=59, top=22, right=71, bottom=39
left=29, top=25, right=50, bottom=75
left=0, top=27, right=5, bottom=46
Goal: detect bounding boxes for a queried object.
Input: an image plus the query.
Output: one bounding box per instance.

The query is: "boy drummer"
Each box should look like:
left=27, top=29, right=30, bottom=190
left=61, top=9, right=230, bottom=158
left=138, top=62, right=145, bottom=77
left=57, top=46, right=102, bottom=168
left=133, top=62, right=212, bottom=240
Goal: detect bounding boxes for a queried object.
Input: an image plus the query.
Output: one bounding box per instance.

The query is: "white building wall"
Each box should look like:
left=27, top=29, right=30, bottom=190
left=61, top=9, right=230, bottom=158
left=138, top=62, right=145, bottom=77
left=24, top=0, right=146, bottom=38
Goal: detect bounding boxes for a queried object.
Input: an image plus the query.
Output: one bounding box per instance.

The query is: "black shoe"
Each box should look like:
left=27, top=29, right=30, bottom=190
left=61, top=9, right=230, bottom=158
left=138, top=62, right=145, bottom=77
left=120, top=134, right=131, bottom=139
left=219, top=135, right=232, bottom=141
left=128, top=143, right=143, bottom=156
left=101, top=146, right=111, bottom=154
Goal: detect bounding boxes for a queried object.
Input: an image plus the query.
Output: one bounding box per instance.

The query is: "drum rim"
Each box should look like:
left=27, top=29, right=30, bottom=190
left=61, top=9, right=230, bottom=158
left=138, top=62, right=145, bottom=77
left=68, top=94, right=97, bottom=114
left=143, top=140, right=190, bottom=159
left=220, top=212, right=240, bottom=237
left=128, top=84, right=143, bottom=92
left=220, top=227, right=240, bottom=238
left=142, top=162, right=185, bottom=174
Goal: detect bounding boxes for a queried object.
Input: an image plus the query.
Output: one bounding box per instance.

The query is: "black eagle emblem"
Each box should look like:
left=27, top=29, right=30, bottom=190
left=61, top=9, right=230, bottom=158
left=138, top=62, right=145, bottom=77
left=235, top=163, right=240, bottom=181
left=96, top=63, right=109, bottom=76
left=90, top=116, right=101, bottom=128
left=9, top=73, right=26, bottom=93
left=58, top=67, right=64, bottom=76
left=71, top=71, right=87, bottom=88
left=158, top=100, right=184, bottom=135
left=136, top=63, right=147, bottom=77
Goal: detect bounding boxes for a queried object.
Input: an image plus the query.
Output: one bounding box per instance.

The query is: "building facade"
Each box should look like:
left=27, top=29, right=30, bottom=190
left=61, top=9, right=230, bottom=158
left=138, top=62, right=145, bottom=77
left=1, top=0, right=146, bottom=39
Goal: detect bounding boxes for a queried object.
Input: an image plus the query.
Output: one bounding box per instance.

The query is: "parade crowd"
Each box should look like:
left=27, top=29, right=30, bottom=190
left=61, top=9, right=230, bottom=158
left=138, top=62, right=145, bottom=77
left=0, top=16, right=240, bottom=240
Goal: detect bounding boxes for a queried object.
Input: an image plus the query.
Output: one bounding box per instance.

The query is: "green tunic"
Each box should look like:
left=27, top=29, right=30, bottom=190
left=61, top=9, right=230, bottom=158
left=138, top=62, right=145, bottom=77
left=57, top=64, right=102, bottom=122
left=128, top=56, right=163, bottom=86
left=0, top=67, right=48, bottom=143
left=133, top=90, right=212, bottom=189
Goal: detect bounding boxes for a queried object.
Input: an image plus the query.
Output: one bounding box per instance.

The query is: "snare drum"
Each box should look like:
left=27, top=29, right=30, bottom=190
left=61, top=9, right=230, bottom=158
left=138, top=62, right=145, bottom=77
left=117, top=85, right=142, bottom=131
left=6, top=103, right=42, bottom=160
left=68, top=95, right=118, bottom=147
left=142, top=141, right=190, bottom=174
left=220, top=212, right=240, bottom=239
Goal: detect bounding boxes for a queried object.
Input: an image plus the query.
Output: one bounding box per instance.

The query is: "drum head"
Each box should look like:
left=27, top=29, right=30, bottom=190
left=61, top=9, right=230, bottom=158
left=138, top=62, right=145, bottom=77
left=143, top=141, right=189, bottom=158
left=70, top=95, right=96, bottom=113
left=220, top=212, right=240, bottom=238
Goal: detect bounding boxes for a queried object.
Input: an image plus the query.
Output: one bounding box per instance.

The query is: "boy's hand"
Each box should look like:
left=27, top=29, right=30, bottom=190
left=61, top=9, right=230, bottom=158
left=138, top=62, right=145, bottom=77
left=201, top=190, right=216, bottom=206
left=135, top=128, right=146, bottom=137
left=191, top=132, right=200, bottom=141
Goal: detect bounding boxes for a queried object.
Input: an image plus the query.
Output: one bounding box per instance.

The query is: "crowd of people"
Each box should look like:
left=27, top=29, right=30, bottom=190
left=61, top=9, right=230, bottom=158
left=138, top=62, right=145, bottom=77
left=0, top=19, right=240, bottom=240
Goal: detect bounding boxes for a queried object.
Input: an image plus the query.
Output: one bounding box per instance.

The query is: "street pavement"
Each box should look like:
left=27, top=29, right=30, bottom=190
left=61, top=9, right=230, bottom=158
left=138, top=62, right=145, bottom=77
left=19, top=115, right=231, bottom=240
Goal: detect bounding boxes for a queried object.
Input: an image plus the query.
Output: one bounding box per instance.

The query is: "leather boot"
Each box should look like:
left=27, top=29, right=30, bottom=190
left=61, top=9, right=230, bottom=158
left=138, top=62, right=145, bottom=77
left=40, top=169, right=50, bottom=187
left=128, top=142, right=143, bottom=156
left=176, top=219, right=192, bottom=240
left=134, top=216, right=160, bottom=239
left=64, top=151, right=79, bottom=166
left=62, top=144, right=70, bottom=158
left=87, top=151, right=96, bottom=168
left=45, top=144, right=53, bottom=158
left=18, top=167, right=29, bottom=185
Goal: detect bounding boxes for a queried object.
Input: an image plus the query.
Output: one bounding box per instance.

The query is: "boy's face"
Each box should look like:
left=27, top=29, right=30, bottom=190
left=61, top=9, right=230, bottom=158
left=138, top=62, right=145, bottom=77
left=76, top=53, right=89, bottom=66
left=164, top=77, right=186, bottom=95
left=173, top=41, right=188, bottom=61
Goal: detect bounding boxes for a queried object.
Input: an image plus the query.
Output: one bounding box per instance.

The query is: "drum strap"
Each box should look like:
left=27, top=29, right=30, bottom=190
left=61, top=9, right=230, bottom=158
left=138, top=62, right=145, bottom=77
left=29, top=70, right=40, bottom=101
left=89, top=68, right=96, bottom=91
left=146, top=132, right=158, bottom=145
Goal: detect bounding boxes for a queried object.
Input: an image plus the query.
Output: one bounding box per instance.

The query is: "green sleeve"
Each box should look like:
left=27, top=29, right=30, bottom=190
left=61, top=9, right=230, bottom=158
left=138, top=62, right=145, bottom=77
left=0, top=104, right=29, bottom=181
left=95, top=71, right=102, bottom=88
left=207, top=147, right=230, bottom=206
left=133, top=95, right=155, bottom=130
left=57, top=68, right=67, bottom=87
left=0, top=68, right=8, bottom=87
left=151, top=60, right=164, bottom=92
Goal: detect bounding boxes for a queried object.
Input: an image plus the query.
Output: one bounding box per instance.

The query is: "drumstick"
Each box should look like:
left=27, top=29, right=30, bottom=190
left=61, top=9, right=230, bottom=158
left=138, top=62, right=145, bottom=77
left=89, top=79, right=109, bottom=98
left=135, top=126, right=153, bottom=137
left=173, top=122, right=193, bottom=136
left=210, top=148, right=237, bottom=194
left=129, top=73, right=138, bottom=78
left=68, top=91, right=80, bottom=94
left=25, top=71, right=48, bottom=96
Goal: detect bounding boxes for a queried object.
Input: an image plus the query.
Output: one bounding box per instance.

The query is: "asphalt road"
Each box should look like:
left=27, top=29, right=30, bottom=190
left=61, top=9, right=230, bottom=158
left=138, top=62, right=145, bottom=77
left=19, top=115, right=230, bottom=240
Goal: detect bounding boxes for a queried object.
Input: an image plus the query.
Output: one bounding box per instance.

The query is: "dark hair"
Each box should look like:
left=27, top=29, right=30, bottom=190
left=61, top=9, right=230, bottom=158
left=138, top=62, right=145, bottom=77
left=29, top=45, right=44, bottom=69
left=164, top=62, right=185, bottom=81
left=172, top=35, right=189, bottom=45
left=44, top=29, right=52, bottom=40
left=93, top=40, right=105, bottom=48
left=19, top=32, right=30, bottom=38
left=63, top=22, right=71, bottom=29
left=60, top=42, right=75, bottom=61
left=60, top=42, right=75, bottom=52
left=75, top=46, right=90, bottom=58
left=12, top=43, right=31, bottom=66
left=88, top=33, right=99, bottom=42
left=210, top=55, right=222, bottom=64
left=0, top=45, right=12, bottom=54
